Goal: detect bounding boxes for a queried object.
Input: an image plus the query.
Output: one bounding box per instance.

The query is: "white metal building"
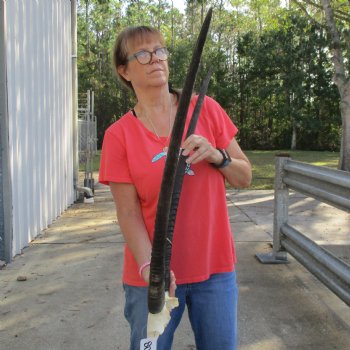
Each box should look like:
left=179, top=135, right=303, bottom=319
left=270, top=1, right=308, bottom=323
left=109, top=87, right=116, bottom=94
left=0, top=0, right=78, bottom=262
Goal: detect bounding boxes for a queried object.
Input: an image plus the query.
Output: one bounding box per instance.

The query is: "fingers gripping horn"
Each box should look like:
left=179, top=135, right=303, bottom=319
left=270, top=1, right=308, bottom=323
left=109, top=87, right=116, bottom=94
left=148, top=8, right=213, bottom=315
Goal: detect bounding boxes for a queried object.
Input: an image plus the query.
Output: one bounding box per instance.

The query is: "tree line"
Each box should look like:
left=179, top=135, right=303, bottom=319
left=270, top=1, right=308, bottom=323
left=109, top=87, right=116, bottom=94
left=77, top=0, right=349, bottom=159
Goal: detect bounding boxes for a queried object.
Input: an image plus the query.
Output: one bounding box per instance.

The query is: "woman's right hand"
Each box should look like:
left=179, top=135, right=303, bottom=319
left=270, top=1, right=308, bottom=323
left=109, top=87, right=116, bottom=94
left=142, top=267, right=177, bottom=297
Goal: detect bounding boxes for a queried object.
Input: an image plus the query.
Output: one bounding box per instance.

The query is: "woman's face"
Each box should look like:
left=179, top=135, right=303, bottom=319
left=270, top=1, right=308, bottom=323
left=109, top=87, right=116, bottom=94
left=118, top=35, right=169, bottom=92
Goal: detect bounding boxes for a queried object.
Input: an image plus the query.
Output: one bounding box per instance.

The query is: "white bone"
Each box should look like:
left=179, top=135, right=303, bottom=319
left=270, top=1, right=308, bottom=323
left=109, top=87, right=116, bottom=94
left=147, top=292, right=179, bottom=338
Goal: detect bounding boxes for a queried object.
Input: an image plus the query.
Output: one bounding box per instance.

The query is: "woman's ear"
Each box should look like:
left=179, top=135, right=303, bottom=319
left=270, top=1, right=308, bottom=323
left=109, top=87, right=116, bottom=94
left=117, top=65, right=130, bottom=82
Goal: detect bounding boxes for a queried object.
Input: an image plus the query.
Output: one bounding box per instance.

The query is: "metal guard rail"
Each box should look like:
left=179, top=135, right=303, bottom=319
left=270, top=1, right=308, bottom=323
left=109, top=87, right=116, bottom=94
left=256, top=156, right=350, bottom=306
left=283, top=161, right=350, bottom=212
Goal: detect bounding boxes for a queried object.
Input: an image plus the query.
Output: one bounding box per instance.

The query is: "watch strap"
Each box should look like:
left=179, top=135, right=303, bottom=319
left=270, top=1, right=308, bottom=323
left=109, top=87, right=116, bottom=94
left=211, top=148, right=232, bottom=168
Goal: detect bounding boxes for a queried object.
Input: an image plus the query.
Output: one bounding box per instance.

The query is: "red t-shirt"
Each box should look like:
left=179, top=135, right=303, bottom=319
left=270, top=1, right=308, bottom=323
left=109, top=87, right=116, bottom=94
left=99, top=96, right=238, bottom=286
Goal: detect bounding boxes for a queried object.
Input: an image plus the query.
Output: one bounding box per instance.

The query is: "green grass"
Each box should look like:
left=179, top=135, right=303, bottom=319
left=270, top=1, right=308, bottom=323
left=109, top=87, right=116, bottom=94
left=246, top=150, right=340, bottom=190
left=86, top=150, right=340, bottom=190
left=79, top=151, right=101, bottom=172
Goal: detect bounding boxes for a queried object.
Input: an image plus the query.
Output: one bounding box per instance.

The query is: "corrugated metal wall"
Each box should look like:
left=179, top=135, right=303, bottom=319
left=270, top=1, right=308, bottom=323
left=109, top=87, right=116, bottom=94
left=5, top=0, right=74, bottom=256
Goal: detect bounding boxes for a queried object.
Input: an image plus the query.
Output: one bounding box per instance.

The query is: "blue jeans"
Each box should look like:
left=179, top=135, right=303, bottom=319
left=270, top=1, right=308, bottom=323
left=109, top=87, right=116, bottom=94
left=123, top=271, right=238, bottom=350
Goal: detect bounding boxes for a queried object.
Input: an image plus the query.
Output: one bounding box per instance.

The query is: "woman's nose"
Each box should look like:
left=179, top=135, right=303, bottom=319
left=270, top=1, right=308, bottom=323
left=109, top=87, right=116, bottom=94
left=149, top=51, right=160, bottom=64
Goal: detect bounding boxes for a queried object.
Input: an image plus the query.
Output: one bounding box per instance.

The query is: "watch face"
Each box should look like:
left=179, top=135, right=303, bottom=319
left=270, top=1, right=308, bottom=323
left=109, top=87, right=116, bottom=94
left=222, top=156, right=232, bottom=167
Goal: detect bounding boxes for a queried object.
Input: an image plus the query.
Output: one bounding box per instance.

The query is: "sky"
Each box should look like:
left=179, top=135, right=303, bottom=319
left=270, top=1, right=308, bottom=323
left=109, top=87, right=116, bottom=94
left=171, top=0, right=186, bottom=13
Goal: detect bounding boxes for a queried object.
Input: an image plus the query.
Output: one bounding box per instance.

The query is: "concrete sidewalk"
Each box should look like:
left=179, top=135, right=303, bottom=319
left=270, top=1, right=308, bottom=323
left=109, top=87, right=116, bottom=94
left=0, top=183, right=349, bottom=350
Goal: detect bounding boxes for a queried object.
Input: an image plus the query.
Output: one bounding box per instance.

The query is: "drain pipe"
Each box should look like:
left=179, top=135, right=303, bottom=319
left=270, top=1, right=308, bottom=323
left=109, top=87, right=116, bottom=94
left=71, top=0, right=94, bottom=203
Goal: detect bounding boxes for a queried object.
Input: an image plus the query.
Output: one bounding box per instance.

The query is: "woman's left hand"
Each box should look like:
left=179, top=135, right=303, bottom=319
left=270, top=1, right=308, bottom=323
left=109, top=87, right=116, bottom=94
left=181, top=134, right=222, bottom=165
left=182, top=135, right=252, bottom=188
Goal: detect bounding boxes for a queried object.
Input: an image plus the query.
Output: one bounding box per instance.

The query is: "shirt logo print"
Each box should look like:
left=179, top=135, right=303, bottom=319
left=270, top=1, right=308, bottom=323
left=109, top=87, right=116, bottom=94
left=151, top=152, right=195, bottom=176
left=151, top=151, right=167, bottom=163
left=185, top=163, right=194, bottom=176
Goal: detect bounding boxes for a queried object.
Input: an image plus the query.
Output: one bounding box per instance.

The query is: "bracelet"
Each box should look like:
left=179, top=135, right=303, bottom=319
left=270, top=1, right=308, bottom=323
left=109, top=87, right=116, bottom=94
left=139, top=261, right=151, bottom=278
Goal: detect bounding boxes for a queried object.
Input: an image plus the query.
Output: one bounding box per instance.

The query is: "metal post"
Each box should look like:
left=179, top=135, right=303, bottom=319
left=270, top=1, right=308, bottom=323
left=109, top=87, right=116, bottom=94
left=83, top=90, right=95, bottom=192
left=256, top=154, right=289, bottom=264
left=84, top=90, right=90, bottom=181
left=90, top=90, right=95, bottom=187
left=0, top=0, right=13, bottom=263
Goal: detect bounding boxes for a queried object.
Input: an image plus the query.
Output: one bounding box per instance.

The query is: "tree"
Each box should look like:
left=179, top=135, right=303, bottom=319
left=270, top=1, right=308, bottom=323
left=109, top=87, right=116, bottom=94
left=75, top=0, right=343, bottom=153
left=321, top=0, right=350, bottom=170
left=292, top=0, right=349, bottom=168
left=235, top=9, right=340, bottom=151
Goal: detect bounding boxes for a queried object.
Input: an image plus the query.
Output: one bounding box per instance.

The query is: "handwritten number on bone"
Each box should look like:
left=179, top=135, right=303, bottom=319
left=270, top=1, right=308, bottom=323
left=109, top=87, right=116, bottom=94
left=144, top=340, right=152, bottom=349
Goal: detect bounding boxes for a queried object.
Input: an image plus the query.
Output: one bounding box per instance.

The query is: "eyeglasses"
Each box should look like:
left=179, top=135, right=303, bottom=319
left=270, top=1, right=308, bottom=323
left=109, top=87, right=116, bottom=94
left=127, top=47, right=169, bottom=65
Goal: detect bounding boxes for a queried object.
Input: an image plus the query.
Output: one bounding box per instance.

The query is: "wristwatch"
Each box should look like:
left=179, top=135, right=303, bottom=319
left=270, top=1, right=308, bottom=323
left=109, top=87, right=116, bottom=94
left=211, top=148, right=232, bottom=168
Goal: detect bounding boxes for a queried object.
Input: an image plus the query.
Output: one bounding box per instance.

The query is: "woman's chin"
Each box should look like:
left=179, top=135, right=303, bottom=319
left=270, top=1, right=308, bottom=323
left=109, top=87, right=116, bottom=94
left=147, top=79, right=169, bottom=89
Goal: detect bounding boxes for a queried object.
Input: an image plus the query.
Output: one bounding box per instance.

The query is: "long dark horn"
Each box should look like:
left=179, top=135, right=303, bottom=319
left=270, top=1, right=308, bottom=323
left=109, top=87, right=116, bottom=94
left=164, top=67, right=213, bottom=291
left=148, top=8, right=213, bottom=314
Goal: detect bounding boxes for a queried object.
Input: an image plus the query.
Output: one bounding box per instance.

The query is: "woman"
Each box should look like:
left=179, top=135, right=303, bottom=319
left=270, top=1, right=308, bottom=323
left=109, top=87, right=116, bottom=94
left=99, top=26, right=252, bottom=350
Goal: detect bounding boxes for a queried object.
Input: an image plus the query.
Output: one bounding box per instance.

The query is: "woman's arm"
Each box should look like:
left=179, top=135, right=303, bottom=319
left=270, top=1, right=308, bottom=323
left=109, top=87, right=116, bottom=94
left=218, top=138, right=252, bottom=188
left=110, top=182, right=177, bottom=295
left=182, top=135, right=252, bottom=188
left=110, top=182, right=152, bottom=282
